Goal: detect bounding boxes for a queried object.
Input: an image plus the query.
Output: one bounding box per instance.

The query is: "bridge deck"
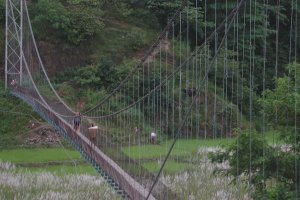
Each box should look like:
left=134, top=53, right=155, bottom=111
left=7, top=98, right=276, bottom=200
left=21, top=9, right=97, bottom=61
left=12, top=90, right=155, bottom=200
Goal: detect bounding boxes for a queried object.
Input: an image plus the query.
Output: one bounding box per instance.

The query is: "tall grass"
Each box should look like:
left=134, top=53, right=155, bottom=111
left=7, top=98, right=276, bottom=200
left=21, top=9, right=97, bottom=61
left=161, top=157, right=250, bottom=200
left=0, top=161, right=121, bottom=200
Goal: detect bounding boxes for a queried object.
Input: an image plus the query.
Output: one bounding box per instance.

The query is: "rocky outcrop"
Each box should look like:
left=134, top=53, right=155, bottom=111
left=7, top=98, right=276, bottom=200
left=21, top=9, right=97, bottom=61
left=25, top=127, right=61, bottom=146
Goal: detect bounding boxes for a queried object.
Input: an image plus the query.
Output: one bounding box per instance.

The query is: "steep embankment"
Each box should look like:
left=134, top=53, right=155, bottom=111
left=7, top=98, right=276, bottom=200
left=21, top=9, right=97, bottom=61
left=0, top=82, right=40, bottom=148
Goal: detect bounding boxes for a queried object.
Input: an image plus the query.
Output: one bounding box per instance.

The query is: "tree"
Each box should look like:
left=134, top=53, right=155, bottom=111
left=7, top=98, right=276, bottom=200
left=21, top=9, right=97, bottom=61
left=73, top=59, right=116, bottom=89
left=73, top=65, right=101, bottom=88
left=147, top=0, right=183, bottom=26
left=210, top=63, right=300, bottom=199
left=30, top=0, right=104, bottom=45
left=212, top=129, right=300, bottom=199
left=0, top=0, right=5, bottom=23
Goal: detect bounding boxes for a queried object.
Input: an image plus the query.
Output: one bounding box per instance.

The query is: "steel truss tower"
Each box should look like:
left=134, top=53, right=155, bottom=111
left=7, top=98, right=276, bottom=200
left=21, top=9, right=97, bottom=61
left=5, top=0, right=23, bottom=89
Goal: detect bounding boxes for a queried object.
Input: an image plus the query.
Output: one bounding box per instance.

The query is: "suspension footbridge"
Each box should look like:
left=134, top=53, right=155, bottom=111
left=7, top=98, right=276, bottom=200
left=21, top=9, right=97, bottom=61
left=4, top=0, right=299, bottom=199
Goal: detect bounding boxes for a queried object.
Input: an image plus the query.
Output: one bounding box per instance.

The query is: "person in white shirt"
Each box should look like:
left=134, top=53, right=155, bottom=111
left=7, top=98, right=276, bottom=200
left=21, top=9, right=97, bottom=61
left=150, top=132, right=156, bottom=144
left=88, top=124, right=98, bottom=148
left=10, top=79, right=18, bottom=89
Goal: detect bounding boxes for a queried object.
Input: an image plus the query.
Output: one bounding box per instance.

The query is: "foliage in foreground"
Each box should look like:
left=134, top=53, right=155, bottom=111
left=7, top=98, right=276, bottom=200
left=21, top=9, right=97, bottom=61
left=210, top=64, right=299, bottom=199
left=210, top=131, right=297, bottom=199
left=30, top=0, right=104, bottom=45
left=161, top=157, right=249, bottom=200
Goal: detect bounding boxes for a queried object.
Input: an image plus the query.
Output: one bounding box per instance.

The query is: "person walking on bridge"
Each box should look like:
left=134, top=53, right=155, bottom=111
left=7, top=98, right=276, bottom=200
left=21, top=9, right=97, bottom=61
left=73, top=112, right=81, bottom=132
left=10, top=79, right=18, bottom=89
left=88, top=123, right=98, bottom=148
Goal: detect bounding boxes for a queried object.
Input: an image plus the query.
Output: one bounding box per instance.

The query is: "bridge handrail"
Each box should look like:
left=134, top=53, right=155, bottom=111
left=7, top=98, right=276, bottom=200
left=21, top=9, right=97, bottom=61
left=13, top=89, right=155, bottom=200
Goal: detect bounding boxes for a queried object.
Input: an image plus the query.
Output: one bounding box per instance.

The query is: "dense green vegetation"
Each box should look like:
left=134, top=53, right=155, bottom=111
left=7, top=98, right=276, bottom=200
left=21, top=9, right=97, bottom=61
left=0, top=0, right=299, bottom=199
left=41, top=0, right=298, bottom=137
left=210, top=62, right=299, bottom=199
left=0, top=0, right=296, bottom=123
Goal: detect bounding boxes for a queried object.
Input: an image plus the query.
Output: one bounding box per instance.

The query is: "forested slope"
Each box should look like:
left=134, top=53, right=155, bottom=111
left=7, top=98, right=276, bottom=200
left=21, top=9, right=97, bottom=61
left=0, top=0, right=299, bottom=144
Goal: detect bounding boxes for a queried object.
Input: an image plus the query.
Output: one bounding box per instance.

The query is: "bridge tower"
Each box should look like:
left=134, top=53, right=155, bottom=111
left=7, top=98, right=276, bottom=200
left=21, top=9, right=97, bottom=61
left=5, top=0, right=23, bottom=89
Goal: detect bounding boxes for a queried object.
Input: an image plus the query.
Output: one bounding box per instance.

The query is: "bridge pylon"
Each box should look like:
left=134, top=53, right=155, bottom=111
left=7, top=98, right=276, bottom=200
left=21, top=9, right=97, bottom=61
left=5, top=0, right=23, bottom=89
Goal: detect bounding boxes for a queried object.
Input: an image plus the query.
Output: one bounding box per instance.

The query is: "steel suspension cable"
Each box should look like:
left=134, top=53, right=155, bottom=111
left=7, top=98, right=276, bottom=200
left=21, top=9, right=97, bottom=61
left=248, top=0, right=253, bottom=188
left=230, top=13, right=236, bottom=140
left=195, top=0, right=200, bottom=140
left=237, top=4, right=247, bottom=195
left=146, top=1, right=246, bottom=198
left=159, top=40, right=162, bottom=166
left=172, top=22, right=175, bottom=141
left=23, top=0, right=75, bottom=115
left=165, top=30, right=169, bottom=166
left=235, top=0, right=241, bottom=197
left=289, top=1, right=294, bottom=66
left=262, top=0, right=268, bottom=198
left=275, top=1, right=280, bottom=195
left=226, top=0, right=229, bottom=139
left=213, top=0, right=218, bottom=139
left=295, top=0, right=298, bottom=62
left=204, top=0, right=208, bottom=198
left=294, top=0, right=298, bottom=197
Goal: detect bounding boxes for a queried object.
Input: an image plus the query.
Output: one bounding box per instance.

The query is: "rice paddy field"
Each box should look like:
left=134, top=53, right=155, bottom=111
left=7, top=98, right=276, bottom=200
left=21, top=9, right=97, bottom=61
left=123, top=131, right=279, bottom=174
left=0, top=148, right=250, bottom=200
left=0, top=132, right=280, bottom=199
left=0, top=148, right=97, bottom=175
left=0, top=148, right=120, bottom=199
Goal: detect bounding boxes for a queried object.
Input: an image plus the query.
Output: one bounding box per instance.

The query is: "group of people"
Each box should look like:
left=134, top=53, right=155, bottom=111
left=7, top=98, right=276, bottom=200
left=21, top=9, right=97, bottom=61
left=73, top=114, right=157, bottom=146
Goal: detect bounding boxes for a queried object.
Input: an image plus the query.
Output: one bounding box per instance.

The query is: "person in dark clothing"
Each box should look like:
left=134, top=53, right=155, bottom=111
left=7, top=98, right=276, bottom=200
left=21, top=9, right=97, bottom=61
left=73, top=112, right=81, bottom=132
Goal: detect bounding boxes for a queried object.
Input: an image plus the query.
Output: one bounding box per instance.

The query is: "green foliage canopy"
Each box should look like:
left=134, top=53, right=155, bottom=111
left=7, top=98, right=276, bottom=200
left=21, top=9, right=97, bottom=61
left=210, top=63, right=300, bottom=199
left=31, top=0, right=104, bottom=45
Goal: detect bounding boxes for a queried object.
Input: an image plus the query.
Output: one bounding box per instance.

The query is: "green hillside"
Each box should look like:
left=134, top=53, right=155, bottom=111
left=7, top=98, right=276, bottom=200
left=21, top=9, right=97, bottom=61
left=0, top=82, right=41, bottom=148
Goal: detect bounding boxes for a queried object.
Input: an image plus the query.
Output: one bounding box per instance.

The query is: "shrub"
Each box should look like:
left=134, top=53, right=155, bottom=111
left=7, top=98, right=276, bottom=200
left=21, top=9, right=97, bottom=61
left=30, top=0, right=104, bottom=45
left=126, top=28, right=147, bottom=51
